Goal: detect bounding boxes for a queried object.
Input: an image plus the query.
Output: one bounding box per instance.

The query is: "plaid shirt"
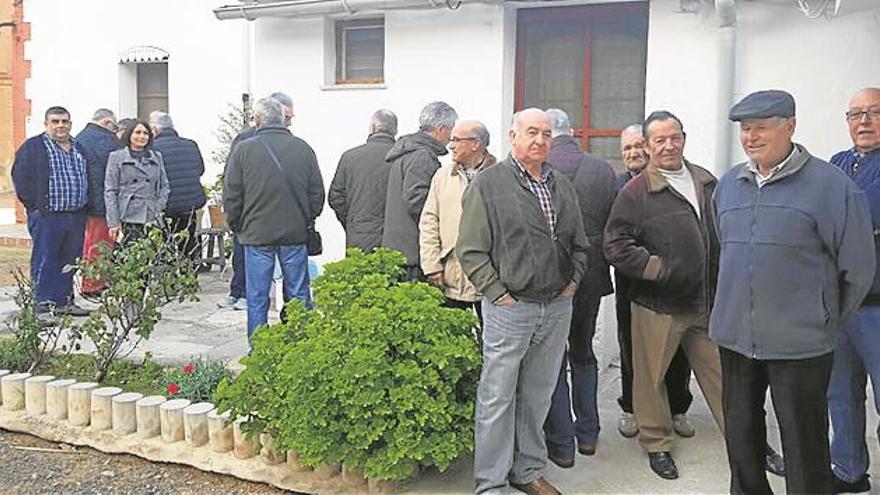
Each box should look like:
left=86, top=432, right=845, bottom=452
left=512, top=155, right=556, bottom=234
left=42, top=133, right=88, bottom=211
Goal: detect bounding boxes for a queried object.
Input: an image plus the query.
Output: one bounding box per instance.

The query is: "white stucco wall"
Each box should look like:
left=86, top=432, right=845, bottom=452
left=645, top=1, right=880, bottom=177
left=23, top=0, right=245, bottom=179
left=252, top=6, right=510, bottom=262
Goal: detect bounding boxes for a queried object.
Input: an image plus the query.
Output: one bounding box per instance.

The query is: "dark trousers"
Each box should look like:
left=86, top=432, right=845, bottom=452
left=721, top=347, right=834, bottom=495
left=27, top=210, right=86, bottom=306
left=545, top=293, right=602, bottom=451
left=615, top=272, right=692, bottom=414
left=443, top=297, right=483, bottom=327
left=229, top=234, right=246, bottom=299
left=165, top=210, right=200, bottom=263
left=403, top=264, right=426, bottom=282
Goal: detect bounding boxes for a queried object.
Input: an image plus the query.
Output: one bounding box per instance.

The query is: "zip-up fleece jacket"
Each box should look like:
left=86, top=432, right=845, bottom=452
left=831, top=147, right=880, bottom=306
left=711, top=144, right=874, bottom=360
left=455, top=157, right=589, bottom=303
left=604, top=160, right=719, bottom=315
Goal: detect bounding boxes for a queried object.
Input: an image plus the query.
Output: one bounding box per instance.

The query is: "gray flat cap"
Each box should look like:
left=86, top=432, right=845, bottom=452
left=729, top=90, right=796, bottom=121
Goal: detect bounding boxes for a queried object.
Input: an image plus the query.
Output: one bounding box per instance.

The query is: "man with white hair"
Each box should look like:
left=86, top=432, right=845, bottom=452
left=419, top=119, right=495, bottom=321
left=329, top=109, right=397, bottom=253
left=76, top=108, right=121, bottom=296
left=383, top=101, right=457, bottom=281
left=457, top=108, right=588, bottom=495
left=223, top=97, right=324, bottom=344
left=149, top=111, right=206, bottom=264
left=542, top=108, right=616, bottom=467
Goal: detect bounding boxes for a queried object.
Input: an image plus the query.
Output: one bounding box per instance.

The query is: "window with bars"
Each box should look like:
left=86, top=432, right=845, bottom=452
left=335, top=18, right=384, bottom=84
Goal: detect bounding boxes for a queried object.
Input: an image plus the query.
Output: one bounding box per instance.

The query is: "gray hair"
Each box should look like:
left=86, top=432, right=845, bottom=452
left=149, top=111, right=174, bottom=131
left=92, top=108, right=116, bottom=123
left=510, top=108, right=548, bottom=131
left=269, top=91, right=293, bottom=110
left=621, top=124, right=643, bottom=138
left=254, top=97, right=284, bottom=127
left=458, top=120, right=490, bottom=148
left=419, top=101, right=458, bottom=132
left=370, top=109, right=398, bottom=136
left=546, top=108, right=572, bottom=137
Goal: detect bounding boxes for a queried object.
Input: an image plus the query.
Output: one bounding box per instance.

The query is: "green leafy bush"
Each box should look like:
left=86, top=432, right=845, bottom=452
left=163, top=358, right=232, bottom=401
left=214, top=248, right=481, bottom=481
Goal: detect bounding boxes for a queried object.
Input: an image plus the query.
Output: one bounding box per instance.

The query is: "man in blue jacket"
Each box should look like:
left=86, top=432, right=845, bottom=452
left=76, top=108, right=121, bottom=296
left=712, top=90, right=874, bottom=495
left=150, top=111, right=207, bottom=264
left=12, top=106, right=91, bottom=316
left=828, top=87, right=880, bottom=495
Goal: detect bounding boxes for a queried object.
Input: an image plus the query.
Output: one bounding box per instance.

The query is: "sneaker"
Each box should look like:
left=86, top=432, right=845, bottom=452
left=233, top=298, right=247, bottom=311
left=56, top=303, right=91, bottom=317
left=217, top=295, right=238, bottom=309
left=833, top=473, right=870, bottom=494
left=618, top=412, right=639, bottom=438
left=672, top=414, right=695, bottom=437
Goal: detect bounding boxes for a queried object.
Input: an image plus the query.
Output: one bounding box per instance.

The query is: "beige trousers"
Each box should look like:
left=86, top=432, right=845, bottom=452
left=631, top=303, right=725, bottom=453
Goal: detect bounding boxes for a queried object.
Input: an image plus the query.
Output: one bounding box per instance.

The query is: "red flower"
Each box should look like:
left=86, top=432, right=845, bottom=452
left=182, top=363, right=194, bottom=374
left=167, top=382, right=180, bottom=395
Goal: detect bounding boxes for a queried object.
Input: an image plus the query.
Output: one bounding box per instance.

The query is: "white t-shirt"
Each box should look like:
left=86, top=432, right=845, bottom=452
left=659, top=163, right=700, bottom=219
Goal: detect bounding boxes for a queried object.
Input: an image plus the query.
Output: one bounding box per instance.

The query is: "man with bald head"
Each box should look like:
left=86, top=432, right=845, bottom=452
left=828, top=87, right=880, bottom=494
left=419, top=119, right=495, bottom=322
left=457, top=108, right=588, bottom=494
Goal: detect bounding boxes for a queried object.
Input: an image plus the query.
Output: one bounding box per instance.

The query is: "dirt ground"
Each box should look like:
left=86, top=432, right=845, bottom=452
left=0, top=429, right=299, bottom=494
left=0, top=246, right=29, bottom=286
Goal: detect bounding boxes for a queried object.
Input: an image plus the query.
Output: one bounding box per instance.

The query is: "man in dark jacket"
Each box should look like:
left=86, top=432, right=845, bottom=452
left=827, top=87, right=880, bottom=495
left=76, top=108, right=121, bottom=296
left=12, top=106, right=90, bottom=316
left=224, top=97, right=324, bottom=342
left=150, top=111, right=207, bottom=264
left=382, top=101, right=457, bottom=280
left=458, top=108, right=589, bottom=495
left=604, top=111, right=723, bottom=480
left=329, top=109, right=397, bottom=252
left=541, top=108, right=616, bottom=467
left=713, top=90, right=874, bottom=495
left=614, top=124, right=695, bottom=440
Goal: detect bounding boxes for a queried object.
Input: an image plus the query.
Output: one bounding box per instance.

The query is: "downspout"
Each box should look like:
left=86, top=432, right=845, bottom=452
left=242, top=19, right=255, bottom=121
left=214, top=0, right=495, bottom=20
left=715, top=0, right=737, bottom=172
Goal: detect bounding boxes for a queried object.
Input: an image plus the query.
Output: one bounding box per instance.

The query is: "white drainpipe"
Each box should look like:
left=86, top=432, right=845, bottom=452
left=715, top=0, right=737, bottom=172
left=215, top=0, right=496, bottom=20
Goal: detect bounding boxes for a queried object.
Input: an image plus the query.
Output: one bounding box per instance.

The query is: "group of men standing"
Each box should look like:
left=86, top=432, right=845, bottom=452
left=12, top=106, right=207, bottom=319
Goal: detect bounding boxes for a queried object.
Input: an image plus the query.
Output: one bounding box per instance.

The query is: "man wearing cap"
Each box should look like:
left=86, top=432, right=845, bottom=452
left=827, top=87, right=880, bottom=494
left=712, top=90, right=874, bottom=494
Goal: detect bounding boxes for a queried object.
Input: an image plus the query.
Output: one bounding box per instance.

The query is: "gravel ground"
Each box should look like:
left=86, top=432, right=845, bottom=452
left=0, top=429, right=298, bottom=495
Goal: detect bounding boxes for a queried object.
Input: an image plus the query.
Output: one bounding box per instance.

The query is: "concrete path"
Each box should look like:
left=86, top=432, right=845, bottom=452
left=0, top=271, right=876, bottom=493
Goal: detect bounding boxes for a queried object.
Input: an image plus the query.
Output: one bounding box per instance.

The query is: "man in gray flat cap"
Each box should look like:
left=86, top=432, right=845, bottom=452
left=712, top=89, right=875, bottom=494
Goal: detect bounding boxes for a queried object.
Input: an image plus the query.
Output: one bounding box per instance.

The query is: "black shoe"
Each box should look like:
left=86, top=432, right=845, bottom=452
left=547, top=448, right=575, bottom=469
left=833, top=473, right=871, bottom=494
left=648, top=452, right=679, bottom=480
left=765, top=445, right=785, bottom=477
left=57, top=303, right=91, bottom=317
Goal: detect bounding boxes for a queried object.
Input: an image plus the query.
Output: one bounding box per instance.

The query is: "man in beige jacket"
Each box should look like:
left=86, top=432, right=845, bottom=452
left=419, top=120, right=495, bottom=323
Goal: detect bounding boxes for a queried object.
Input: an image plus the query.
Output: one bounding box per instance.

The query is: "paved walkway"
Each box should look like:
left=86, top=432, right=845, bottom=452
left=0, top=271, right=876, bottom=493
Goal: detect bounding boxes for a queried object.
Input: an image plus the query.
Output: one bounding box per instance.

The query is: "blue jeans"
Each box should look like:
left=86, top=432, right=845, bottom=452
left=828, top=305, right=880, bottom=483
left=243, top=244, right=311, bottom=340
left=545, top=293, right=601, bottom=453
left=474, top=296, right=572, bottom=494
left=229, top=234, right=246, bottom=299
left=27, top=210, right=86, bottom=306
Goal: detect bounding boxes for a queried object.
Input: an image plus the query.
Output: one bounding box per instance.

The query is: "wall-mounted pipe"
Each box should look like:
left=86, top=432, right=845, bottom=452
left=715, top=0, right=737, bottom=172
left=214, top=0, right=495, bottom=20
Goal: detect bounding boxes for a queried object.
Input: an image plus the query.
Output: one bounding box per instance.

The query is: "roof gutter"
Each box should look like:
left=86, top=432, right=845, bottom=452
left=214, top=0, right=497, bottom=20
left=715, top=0, right=737, bottom=172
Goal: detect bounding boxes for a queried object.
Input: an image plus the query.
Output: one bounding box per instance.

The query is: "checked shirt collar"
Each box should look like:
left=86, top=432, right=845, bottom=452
left=42, top=133, right=88, bottom=212
left=511, top=154, right=556, bottom=234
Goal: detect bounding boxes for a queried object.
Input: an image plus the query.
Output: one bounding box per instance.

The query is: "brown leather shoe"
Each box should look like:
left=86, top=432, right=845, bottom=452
left=510, top=477, right=562, bottom=495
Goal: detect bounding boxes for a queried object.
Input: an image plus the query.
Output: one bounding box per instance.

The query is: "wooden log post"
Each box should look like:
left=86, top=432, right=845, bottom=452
left=111, top=392, right=143, bottom=435
left=135, top=395, right=167, bottom=439
left=159, top=398, right=191, bottom=443
left=207, top=409, right=233, bottom=453
left=90, top=387, right=122, bottom=431
left=1, top=372, right=32, bottom=410
left=183, top=402, right=214, bottom=447
left=24, top=375, right=55, bottom=416
left=46, top=378, right=76, bottom=420
left=67, top=382, right=98, bottom=426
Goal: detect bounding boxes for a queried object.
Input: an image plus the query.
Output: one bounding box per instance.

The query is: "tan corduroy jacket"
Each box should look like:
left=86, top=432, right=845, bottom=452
left=419, top=154, right=496, bottom=302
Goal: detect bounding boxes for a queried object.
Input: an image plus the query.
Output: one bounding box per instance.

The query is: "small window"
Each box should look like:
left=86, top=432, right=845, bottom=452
left=136, top=62, right=169, bottom=119
left=335, top=18, right=384, bottom=84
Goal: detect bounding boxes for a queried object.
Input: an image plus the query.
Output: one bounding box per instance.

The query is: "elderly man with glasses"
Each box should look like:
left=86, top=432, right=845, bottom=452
left=827, top=87, right=880, bottom=495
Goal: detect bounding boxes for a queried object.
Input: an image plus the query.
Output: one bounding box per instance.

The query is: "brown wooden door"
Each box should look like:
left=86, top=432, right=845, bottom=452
left=515, top=3, right=649, bottom=168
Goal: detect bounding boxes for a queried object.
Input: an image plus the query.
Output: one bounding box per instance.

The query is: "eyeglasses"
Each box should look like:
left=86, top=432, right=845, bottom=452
left=846, top=109, right=880, bottom=122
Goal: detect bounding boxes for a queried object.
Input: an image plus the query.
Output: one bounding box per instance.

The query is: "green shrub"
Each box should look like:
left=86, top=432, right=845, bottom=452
left=0, top=338, right=30, bottom=372
left=163, top=359, right=232, bottom=401
left=214, top=248, right=482, bottom=481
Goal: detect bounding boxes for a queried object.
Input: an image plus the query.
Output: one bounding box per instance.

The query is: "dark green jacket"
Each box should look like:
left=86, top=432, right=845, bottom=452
left=456, top=157, right=589, bottom=303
